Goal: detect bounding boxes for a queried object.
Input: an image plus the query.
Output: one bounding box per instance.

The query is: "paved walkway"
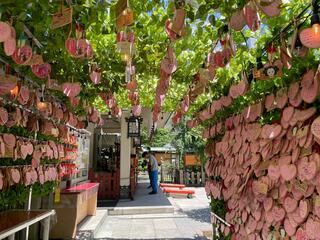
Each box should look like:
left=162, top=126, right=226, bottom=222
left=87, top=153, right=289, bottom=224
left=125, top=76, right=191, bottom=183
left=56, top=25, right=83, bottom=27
left=94, top=181, right=212, bottom=239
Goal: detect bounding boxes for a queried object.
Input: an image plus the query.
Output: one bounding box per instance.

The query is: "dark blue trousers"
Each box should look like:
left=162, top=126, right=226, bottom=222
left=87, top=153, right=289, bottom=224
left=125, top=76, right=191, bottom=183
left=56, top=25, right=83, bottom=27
left=150, top=170, right=158, bottom=193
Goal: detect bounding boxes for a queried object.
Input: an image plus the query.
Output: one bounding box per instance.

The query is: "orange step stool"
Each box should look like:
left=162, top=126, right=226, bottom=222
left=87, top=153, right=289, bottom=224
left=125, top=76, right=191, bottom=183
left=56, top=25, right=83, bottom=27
left=159, top=183, right=186, bottom=189
left=162, top=187, right=195, bottom=198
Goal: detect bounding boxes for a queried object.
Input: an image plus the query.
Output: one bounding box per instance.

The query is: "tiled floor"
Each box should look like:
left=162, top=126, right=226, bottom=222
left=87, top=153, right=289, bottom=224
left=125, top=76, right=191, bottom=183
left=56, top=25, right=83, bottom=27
left=94, top=186, right=212, bottom=239
left=77, top=174, right=212, bottom=239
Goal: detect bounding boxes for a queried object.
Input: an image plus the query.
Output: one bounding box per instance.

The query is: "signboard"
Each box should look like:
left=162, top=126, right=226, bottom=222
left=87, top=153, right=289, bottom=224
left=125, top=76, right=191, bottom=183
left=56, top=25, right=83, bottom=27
left=184, top=154, right=201, bottom=166
left=51, top=7, right=73, bottom=29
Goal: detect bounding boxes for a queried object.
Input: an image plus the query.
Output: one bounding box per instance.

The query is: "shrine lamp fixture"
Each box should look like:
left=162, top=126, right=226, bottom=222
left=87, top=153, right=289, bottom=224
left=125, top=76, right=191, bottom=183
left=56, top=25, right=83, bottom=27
left=126, top=115, right=142, bottom=138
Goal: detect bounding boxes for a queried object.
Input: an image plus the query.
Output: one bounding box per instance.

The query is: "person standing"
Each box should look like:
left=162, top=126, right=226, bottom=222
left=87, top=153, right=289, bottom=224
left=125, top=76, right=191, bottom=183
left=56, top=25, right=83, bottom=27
left=143, top=151, right=158, bottom=194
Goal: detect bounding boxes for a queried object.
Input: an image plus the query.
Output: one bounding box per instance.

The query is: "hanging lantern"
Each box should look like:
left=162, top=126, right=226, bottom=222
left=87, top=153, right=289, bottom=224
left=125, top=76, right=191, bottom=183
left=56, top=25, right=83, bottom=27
left=126, top=115, right=142, bottom=138
left=115, top=0, right=134, bottom=29
left=37, top=84, right=48, bottom=111
left=10, top=82, right=21, bottom=100
left=37, top=97, right=48, bottom=111
left=121, top=53, right=131, bottom=62
left=300, top=0, right=320, bottom=48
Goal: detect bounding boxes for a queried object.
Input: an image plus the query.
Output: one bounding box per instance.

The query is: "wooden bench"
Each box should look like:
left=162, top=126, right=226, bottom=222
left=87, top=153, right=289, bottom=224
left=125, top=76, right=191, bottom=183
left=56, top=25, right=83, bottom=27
left=159, top=183, right=186, bottom=189
left=162, top=187, right=195, bottom=198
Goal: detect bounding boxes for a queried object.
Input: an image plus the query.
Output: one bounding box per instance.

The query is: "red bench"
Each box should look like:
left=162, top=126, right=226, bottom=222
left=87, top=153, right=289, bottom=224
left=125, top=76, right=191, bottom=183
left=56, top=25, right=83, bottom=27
left=162, top=187, right=195, bottom=198
left=159, top=183, right=186, bottom=189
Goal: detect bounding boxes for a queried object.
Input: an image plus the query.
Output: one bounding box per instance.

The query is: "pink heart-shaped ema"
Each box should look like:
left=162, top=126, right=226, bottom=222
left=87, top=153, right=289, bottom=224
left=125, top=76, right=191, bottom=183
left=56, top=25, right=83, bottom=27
left=4, top=38, right=16, bottom=56
left=301, top=69, right=314, bottom=88
left=155, top=94, right=166, bottom=107
left=77, top=39, right=93, bottom=59
left=70, top=97, right=80, bottom=107
left=0, top=22, right=11, bottom=42
left=296, top=228, right=308, bottom=240
left=159, top=76, right=170, bottom=90
left=126, top=80, right=138, bottom=91
left=284, top=197, right=298, bottom=213
left=132, top=104, right=142, bottom=117
left=12, top=46, right=33, bottom=65
left=90, top=70, right=101, bottom=85
left=127, top=32, right=135, bottom=42
left=20, top=145, right=29, bottom=159
left=244, top=4, right=260, bottom=31
left=263, top=197, right=273, bottom=212
left=0, top=107, right=8, bottom=125
left=62, top=82, right=81, bottom=98
left=26, top=143, right=34, bottom=155
left=300, top=27, right=320, bottom=48
left=213, top=50, right=233, bottom=68
left=311, top=116, right=320, bottom=138
left=229, top=9, right=246, bottom=31
left=11, top=169, right=20, bottom=183
left=284, top=218, right=297, bottom=237
left=165, top=19, right=179, bottom=41
left=187, top=120, right=194, bottom=128
left=172, top=113, right=181, bottom=125
left=32, top=63, right=51, bottom=79
left=280, top=164, right=297, bottom=181
left=107, top=97, right=116, bottom=109
left=272, top=206, right=286, bottom=222
left=18, top=86, right=30, bottom=105
left=161, top=57, right=177, bottom=74
left=298, top=160, right=317, bottom=181
left=305, top=218, right=319, bottom=239
left=181, top=96, right=189, bottom=113
left=117, top=31, right=126, bottom=42
left=65, top=38, right=77, bottom=55
left=259, top=0, right=281, bottom=17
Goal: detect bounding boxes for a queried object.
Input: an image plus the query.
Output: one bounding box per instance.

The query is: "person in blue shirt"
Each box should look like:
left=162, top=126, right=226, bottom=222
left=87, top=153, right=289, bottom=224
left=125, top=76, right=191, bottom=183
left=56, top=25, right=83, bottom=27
left=142, top=151, right=158, bottom=194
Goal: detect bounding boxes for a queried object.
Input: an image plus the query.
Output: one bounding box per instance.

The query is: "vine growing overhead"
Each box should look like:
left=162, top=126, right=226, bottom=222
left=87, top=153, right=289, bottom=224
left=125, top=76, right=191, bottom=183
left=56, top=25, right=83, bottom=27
left=0, top=0, right=313, bottom=117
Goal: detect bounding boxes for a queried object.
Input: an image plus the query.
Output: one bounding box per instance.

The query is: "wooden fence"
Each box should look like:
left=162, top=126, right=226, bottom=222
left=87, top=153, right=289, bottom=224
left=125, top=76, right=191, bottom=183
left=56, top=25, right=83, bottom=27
left=160, top=167, right=205, bottom=186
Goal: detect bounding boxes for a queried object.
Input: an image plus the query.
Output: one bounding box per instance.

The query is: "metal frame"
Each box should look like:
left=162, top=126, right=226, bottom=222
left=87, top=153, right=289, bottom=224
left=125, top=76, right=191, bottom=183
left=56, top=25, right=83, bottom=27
left=0, top=210, right=56, bottom=240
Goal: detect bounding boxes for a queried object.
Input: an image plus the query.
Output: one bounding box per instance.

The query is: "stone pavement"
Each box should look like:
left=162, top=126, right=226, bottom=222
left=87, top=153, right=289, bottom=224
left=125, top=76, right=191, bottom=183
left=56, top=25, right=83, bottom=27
left=94, top=187, right=212, bottom=239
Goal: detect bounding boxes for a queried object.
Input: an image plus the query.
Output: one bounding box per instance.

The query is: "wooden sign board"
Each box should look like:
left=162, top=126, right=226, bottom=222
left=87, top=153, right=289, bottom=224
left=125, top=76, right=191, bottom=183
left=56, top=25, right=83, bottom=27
left=51, top=7, right=73, bottom=29
left=184, top=154, right=201, bottom=166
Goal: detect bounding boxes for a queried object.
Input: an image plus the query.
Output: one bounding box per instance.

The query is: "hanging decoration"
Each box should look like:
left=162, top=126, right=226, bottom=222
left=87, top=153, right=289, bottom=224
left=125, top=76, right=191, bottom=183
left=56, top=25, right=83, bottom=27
left=300, top=0, right=320, bottom=49
left=89, top=63, right=102, bottom=85
left=115, top=0, right=140, bottom=117
left=153, top=0, right=190, bottom=123
left=173, top=24, right=236, bottom=126
left=51, top=2, right=73, bottom=29
left=65, top=22, right=93, bottom=59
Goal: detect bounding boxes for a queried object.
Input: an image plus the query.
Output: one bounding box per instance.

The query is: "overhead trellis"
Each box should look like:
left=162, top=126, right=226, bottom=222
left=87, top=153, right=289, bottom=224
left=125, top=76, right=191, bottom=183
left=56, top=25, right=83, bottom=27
left=0, top=0, right=315, bottom=117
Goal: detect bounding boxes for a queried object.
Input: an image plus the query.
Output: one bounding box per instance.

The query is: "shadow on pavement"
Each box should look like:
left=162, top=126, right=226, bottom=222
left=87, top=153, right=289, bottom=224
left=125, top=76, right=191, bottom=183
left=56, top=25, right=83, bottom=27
left=183, top=207, right=211, bottom=223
